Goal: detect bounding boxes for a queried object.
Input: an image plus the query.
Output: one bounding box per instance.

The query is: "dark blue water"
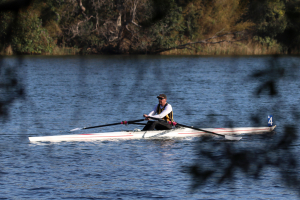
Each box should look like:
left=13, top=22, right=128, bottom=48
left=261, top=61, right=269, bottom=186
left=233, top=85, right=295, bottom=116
left=1, top=55, right=300, bottom=199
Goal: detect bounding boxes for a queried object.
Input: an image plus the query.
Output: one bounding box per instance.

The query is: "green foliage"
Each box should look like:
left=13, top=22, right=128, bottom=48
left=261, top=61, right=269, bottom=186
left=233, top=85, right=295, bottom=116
left=149, top=2, right=186, bottom=51
left=254, top=36, right=278, bottom=47
left=277, top=1, right=300, bottom=51
left=0, top=11, right=14, bottom=42
left=246, top=0, right=287, bottom=38
left=245, top=0, right=300, bottom=52
left=2, top=0, right=300, bottom=54
left=11, top=9, right=54, bottom=54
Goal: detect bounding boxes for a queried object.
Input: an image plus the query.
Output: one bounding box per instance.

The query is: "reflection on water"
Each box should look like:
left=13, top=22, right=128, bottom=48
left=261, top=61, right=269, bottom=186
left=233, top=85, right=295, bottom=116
left=0, top=55, right=300, bottom=199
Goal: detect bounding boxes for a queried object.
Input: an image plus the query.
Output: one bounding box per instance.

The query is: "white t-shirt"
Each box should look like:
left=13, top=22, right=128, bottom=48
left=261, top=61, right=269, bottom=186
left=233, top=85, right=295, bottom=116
left=148, top=103, right=172, bottom=119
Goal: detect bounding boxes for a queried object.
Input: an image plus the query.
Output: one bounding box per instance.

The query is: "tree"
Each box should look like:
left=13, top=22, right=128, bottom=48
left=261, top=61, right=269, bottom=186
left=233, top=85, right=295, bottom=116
left=277, top=1, right=300, bottom=53
left=0, top=0, right=55, bottom=54
left=244, top=0, right=287, bottom=48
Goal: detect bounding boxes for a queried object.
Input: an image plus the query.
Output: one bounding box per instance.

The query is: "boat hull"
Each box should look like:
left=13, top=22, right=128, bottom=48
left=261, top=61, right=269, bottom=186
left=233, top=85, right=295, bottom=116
left=28, top=125, right=276, bottom=142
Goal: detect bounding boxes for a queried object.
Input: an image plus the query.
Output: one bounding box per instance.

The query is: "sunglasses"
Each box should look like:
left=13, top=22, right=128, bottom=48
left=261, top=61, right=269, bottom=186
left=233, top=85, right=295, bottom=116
left=158, top=97, right=164, bottom=100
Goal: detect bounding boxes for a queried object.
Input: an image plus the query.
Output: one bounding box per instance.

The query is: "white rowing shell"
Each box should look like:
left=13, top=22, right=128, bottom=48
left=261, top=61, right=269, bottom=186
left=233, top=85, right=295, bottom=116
left=28, top=125, right=276, bottom=142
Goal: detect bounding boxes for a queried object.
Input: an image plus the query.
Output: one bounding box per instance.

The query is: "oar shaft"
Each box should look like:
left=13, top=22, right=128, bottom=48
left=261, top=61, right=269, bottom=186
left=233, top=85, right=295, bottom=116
left=71, top=119, right=145, bottom=131
left=82, top=119, right=145, bottom=130
left=178, top=123, right=242, bottom=141
left=147, top=116, right=241, bottom=140
left=82, top=122, right=121, bottom=130
left=176, top=123, right=224, bottom=137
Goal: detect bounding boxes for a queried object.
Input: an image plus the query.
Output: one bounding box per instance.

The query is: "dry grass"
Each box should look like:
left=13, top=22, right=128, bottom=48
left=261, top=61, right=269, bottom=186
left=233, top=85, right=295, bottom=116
left=0, top=40, right=291, bottom=56
left=1, top=45, right=14, bottom=55
left=0, top=46, right=81, bottom=56
left=51, top=46, right=80, bottom=55
left=160, top=40, right=286, bottom=56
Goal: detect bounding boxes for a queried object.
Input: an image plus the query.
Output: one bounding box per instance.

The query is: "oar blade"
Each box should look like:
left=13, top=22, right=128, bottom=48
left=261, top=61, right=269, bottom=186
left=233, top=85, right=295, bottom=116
left=225, top=135, right=242, bottom=141
left=70, top=128, right=82, bottom=132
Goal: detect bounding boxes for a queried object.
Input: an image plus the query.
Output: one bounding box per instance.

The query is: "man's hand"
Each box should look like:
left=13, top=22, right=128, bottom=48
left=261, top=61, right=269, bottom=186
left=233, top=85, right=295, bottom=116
left=143, top=114, right=150, bottom=120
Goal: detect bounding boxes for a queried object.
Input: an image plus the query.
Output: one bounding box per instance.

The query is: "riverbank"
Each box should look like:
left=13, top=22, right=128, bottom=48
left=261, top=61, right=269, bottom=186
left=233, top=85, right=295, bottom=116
left=1, top=40, right=296, bottom=56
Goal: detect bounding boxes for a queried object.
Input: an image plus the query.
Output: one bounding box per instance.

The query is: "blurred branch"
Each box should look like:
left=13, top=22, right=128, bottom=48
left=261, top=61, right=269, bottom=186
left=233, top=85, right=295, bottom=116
left=0, top=0, right=31, bottom=11
left=0, top=61, right=25, bottom=121
left=189, top=55, right=300, bottom=196
left=190, top=125, right=300, bottom=192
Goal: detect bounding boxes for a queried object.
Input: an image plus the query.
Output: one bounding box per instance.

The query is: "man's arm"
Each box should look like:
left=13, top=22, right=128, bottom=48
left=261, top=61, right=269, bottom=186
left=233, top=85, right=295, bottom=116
left=143, top=105, right=158, bottom=119
left=151, top=104, right=172, bottom=119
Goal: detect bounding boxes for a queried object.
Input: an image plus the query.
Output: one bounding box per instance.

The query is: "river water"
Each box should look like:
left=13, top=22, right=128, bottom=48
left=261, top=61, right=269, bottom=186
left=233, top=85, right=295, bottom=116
left=1, top=55, right=300, bottom=199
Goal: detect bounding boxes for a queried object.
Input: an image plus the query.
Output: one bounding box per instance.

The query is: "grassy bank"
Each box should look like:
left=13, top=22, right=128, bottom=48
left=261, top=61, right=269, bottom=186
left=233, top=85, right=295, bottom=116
left=0, top=46, right=80, bottom=56
left=160, top=40, right=288, bottom=56
left=0, top=41, right=294, bottom=56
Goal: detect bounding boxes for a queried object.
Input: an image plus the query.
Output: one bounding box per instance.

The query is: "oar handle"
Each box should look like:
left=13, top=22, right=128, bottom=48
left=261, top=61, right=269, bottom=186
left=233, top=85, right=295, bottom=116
left=147, top=116, right=178, bottom=126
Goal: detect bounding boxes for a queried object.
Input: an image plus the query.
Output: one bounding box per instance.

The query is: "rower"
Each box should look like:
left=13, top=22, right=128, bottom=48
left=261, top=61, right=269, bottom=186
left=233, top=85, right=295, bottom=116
left=142, top=94, right=174, bottom=130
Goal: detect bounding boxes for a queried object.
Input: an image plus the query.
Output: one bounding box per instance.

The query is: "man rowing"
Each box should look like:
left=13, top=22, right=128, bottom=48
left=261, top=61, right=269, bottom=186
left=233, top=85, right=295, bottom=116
left=142, top=94, right=174, bottom=130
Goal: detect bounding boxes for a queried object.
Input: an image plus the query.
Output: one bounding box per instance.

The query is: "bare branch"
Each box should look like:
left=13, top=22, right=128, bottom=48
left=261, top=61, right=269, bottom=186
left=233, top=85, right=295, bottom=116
left=77, top=0, right=86, bottom=12
left=71, top=16, right=94, bottom=38
left=131, top=0, right=141, bottom=27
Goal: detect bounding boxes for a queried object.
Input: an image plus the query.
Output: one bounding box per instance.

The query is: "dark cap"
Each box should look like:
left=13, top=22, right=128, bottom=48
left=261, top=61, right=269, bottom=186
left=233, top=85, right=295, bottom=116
left=157, top=94, right=167, bottom=99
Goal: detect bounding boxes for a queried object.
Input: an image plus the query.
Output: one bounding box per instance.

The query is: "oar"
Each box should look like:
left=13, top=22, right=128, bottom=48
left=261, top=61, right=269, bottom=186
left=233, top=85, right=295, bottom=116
left=147, top=116, right=242, bottom=141
left=130, top=122, right=147, bottom=125
left=174, top=122, right=242, bottom=141
left=70, top=119, right=145, bottom=131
